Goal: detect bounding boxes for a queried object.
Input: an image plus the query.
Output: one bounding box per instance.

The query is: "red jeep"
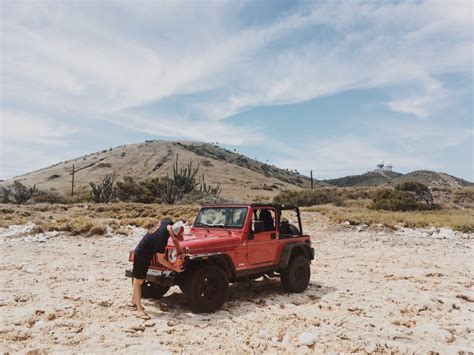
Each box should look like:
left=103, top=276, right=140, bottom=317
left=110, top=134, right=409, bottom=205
left=125, top=203, right=314, bottom=313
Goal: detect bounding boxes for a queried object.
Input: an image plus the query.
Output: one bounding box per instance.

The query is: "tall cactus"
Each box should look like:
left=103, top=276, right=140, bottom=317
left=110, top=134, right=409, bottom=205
left=89, top=171, right=116, bottom=203
left=199, top=174, right=222, bottom=196
left=172, top=154, right=200, bottom=194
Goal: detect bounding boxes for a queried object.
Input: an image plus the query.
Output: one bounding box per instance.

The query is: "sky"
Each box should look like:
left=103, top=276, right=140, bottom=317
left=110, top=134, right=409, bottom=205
left=1, top=0, right=473, bottom=181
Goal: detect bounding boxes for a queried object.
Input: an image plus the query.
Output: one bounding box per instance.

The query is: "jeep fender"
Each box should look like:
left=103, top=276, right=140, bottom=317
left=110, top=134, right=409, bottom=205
left=278, top=243, right=314, bottom=269
left=184, top=253, right=236, bottom=280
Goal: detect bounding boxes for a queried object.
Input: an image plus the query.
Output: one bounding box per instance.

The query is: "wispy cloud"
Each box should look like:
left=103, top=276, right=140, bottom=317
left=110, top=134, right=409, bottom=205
left=1, top=0, right=472, bottom=180
left=1, top=110, right=78, bottom=146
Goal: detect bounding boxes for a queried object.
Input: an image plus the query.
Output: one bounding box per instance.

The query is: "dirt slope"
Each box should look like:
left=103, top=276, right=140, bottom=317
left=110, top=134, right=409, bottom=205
left=1, top=141, right=325, bottom=202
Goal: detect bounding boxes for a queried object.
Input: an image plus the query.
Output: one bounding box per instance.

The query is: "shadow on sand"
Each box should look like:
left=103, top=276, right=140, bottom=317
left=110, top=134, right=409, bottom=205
left=142, top=277, right=337, bottom=322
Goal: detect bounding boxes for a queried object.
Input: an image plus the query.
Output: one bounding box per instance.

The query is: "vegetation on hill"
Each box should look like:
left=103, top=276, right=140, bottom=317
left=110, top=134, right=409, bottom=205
left=273, top=187, right=378, bottom=207
left=323, top=170, right=402, bottom=187
left=390, top=170, right=473, bottom=188
left=177, top=142, right=314, bottom=187
left=274, top=185, right=474, bottom=232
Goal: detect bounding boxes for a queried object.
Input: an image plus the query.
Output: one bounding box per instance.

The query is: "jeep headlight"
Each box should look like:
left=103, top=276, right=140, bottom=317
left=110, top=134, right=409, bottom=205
left=168, top=249, right=177, bottom=263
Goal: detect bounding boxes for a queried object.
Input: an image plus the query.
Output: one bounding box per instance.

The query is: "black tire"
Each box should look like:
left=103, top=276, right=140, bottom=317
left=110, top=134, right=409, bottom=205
left=185, top=265, right=229, bottom=313
left=178, top=282, right=191, bottom=300
left=281, top=255, right=310, bottom=293
left=141, top=281, right=170, bottom=299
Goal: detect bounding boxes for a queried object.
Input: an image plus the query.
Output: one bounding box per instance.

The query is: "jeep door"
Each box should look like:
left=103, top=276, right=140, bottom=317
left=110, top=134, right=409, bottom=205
left=247, top=207, right=279, bottom=265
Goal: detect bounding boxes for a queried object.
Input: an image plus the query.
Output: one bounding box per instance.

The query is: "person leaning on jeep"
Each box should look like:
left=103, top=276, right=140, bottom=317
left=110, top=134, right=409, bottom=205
left=130, top=219, right=185, bottom=319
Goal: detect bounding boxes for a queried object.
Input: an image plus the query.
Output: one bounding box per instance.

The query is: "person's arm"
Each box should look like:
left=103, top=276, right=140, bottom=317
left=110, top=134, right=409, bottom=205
left=167, top=225, right=182, bottom=254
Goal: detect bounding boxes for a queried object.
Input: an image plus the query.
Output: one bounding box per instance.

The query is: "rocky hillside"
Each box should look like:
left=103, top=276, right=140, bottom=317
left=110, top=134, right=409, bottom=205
left=323, top=170, right=403, bottom=187
left=323, top=169, right=472, bottom=189
left=1, top=141, right=326, bottom=202
left=388, top=170, right=473, bottom=188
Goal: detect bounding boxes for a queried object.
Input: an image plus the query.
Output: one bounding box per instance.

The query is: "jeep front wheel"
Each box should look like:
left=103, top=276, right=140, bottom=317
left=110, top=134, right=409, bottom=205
left=281, top=255, right=310, bottom=293
left=141, top=281, right=170, bottom=299
left=186, top=265, right=229, bottom=313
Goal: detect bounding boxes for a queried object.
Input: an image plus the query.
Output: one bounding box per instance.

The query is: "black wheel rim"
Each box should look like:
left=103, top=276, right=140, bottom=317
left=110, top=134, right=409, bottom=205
left=199, top=276, right=219, bottom=302
left=295, top=265, right=307, bottom=284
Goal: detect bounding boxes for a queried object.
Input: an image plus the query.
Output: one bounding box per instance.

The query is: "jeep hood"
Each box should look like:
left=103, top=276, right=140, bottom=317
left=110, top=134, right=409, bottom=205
left=166, top=229, right=244, bottom=253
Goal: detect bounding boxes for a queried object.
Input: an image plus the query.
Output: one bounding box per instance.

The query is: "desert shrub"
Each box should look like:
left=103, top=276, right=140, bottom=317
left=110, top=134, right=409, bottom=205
left=395, top=181, right=433, bottom=207
left=115, top=176, right=155, bottom=203
left=370, top=189, right=430, bottom=211
left=71, top=187, right=91, bottom=203
left=10, top=181, right=36, bottom=205
left=96, top=162, right=112, bottom=168
left=0, top=187, right=12, bottom=203
left=273, top=189, right=344, bottom=207
left=452, top=187, right=474, bottom=208
left=453, top=221, right=474, bottom=233
left=31, top=190, right=69, bottom=204
left=48, top=174, right=61, bottom=180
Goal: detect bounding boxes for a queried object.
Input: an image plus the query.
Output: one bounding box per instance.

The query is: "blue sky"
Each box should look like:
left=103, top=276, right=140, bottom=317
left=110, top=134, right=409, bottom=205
left=1, top=0, right=472, bottom=181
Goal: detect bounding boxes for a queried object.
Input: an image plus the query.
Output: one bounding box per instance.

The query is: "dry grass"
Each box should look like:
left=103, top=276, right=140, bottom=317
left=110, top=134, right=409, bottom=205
left=304, top=200, right=474, bottom=232
left=0, top=203, right=200, bottom=235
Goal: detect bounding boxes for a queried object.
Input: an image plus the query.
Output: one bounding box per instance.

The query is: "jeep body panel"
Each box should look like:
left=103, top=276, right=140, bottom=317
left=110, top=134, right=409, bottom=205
left=127, top=203, right=313, bottom=286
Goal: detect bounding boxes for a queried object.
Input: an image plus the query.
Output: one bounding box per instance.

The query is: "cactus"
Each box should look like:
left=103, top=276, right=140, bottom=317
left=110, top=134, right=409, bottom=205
left=159, top=177, right=180, bottom=204
left=172, top=154, right=200, bottom=194
left=199, top=174, right=222, bottom=197
left=89, top=171, right=116, bottom=203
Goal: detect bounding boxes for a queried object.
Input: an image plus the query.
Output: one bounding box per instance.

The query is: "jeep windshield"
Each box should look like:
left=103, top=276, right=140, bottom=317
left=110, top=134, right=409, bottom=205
left=194, top=207, right=248, bottom=229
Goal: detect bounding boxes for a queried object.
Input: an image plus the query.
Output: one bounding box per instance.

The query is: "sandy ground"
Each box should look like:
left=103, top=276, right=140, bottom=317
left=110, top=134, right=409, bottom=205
left=1, top=212, right=473, bottom=354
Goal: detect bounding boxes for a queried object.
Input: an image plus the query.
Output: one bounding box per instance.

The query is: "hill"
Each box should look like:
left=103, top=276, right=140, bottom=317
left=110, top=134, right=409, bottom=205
left=1, top=141, right=326, bottom=202
left=389, top=170, right=474, bottom=188
left=323, top=170, right=403, bottom=187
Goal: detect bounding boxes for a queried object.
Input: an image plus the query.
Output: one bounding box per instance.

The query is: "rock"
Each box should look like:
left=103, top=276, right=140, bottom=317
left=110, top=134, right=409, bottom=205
left=365, top=341, right=378, bottom=353
left=24, top=348, right=48, bottom=355
left=298, top=332, right=317, bottom=346
left=143, top=320, right=155, bottom=327
left=413, top=324, right=452, bottom=342
left=271, top=336, right=278, bottom=343
left=356, top=224, right=368, bottom=232
left=281, top=334, right=291, bottom=345
left=34, top=320, right=48, bottom=329
left=456, top=294, right=474, bottom=303
left=432, top=228, right=456, bottom=239
left=98, top=299, right=113, bottom=307
left=129, top=324, right=146, bottom=332
left=258, top=329, right=268, bottom=339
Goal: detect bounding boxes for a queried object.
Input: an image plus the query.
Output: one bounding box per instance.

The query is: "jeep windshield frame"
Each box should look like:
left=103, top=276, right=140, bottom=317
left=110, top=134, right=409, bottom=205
left=194, top=207, right=248, bottom=229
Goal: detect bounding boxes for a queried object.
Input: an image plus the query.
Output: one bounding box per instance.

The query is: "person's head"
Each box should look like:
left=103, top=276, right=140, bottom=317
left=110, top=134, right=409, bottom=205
left=172, top=220, right=185, bottom=240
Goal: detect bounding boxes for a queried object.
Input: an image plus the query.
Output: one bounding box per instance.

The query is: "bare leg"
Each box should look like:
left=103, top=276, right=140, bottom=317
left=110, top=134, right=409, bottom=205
left=129, top=278, right=137, bottom=307
left=132, top=278, right=150, bottom=319
left=157, top=253, right=183, bottom=273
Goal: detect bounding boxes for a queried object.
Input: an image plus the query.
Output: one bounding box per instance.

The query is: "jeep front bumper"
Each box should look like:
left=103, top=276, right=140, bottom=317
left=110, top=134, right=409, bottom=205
left=125, top=268, right=177, bottom=287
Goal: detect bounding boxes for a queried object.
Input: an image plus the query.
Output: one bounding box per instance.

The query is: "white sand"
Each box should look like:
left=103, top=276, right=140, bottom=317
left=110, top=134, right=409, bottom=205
left=1, top=212, right=473, bottom=353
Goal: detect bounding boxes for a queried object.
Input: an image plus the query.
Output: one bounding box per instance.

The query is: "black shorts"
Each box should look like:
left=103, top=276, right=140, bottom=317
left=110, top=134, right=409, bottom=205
left=132, top=251, right=153, bottom=279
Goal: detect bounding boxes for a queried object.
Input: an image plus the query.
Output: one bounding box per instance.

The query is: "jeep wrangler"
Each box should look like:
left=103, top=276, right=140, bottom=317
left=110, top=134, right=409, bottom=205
left=125, top=203, right=314, bottom=313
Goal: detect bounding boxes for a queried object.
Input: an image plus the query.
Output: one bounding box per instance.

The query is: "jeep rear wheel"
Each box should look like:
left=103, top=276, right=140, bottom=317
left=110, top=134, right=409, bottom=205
left=185, top=265, right=229, bottom=313
left=141, top=281, right=170, bottom=299
left=281, top=255, right=310, bottom=293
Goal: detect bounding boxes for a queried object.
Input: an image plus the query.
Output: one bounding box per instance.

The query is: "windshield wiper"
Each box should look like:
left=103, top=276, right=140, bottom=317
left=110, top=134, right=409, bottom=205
left=195, top=222, right=225, bottom=228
